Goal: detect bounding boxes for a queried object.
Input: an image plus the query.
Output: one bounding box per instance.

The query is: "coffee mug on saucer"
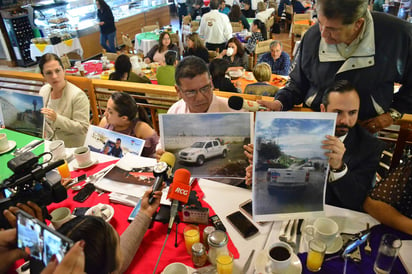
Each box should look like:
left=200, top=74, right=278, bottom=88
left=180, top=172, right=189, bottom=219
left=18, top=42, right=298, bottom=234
left=226, top=47, right=234, bottom=57
left=49, top=140, right=65, bottom=161
left=0, top=133, right=9, bottom=151
left=74, top=146, right=92, bottom=167
left=50, top=207, right=73, bottom=229
left=304, top=217, right=339, bottom=248
left=266, top=241, right=293, bottom=273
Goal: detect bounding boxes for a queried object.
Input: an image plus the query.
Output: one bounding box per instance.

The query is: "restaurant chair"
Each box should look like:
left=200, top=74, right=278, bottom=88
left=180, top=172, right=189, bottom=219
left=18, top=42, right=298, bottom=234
left=169, top=31, right=181, bottom=54
left=265, top=16, right=275, bottom=40
left=121, top=33, right=136, bottom=55
left=102, top=49, right=119, bottom=62
left=191, top=21, right=200, bottom=32
left=252, top=39, right=273, bottom=69
left=60, top=54, right=72, bottom=70
left=283, top=4, right=293, bottom=32
left=208, top=48, right=220, bottom=63
left=231, top=21, right=243, bottom=33
left=141, top=22, right=159, bottom=33
left=291, top=13, right=311, bottom=58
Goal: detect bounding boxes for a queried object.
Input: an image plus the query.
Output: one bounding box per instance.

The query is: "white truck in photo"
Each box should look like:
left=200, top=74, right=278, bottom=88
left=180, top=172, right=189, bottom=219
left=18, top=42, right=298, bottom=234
left=178, top=140, right=227, bottom=166
left=266, top=167, right=310, bottom=189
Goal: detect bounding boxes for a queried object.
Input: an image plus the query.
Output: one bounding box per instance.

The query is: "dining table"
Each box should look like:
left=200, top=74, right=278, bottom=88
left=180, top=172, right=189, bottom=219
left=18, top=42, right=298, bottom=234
left=30, top=38, right=84, bottom=61
left=2, top=129, right=412, bottom=274
left=231, top=72, right=287, bottom=93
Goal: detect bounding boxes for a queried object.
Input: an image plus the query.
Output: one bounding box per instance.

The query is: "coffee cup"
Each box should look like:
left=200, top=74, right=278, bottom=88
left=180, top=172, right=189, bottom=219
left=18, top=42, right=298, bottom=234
left=304, top=217, right=339, bottom=248
left=0, top=133, right=8, bottom=151
left=226, top=47, right=234, bottom=57
left=162, top=262, right=189, bottom=274
left=266, top=242, right=293, bottom=273
left=49, top=140, right=65, bottom=161
left=50, top=207, right=73, bottom=229
left=74, top=146, right=92, bottom=167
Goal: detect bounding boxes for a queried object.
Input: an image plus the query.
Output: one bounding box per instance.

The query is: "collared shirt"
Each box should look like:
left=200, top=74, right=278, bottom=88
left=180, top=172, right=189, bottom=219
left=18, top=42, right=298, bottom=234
left=199, top=10, right=232, bottom=44
left=336, top=17, right=367, bottom=59
left=258, top=51, right=291, bottom=76
left=167, top=94, right=240, bottom=114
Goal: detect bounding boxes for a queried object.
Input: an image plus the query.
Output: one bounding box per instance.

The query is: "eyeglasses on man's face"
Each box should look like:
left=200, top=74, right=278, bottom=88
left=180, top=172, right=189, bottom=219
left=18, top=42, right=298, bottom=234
left=178, top=83, right=212, bottom=98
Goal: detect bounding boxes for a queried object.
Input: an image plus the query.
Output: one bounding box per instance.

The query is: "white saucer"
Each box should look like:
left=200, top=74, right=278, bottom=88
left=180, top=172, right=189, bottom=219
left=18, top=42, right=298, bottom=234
left=254, top=250, right=302, bottom=274
left=86, top=203, right=114, bottom=222
left=0, top=140, right=16, bottom=154
left=326, top=235, right=343, bottom=254
left=73, top=158, right=98, bottom=170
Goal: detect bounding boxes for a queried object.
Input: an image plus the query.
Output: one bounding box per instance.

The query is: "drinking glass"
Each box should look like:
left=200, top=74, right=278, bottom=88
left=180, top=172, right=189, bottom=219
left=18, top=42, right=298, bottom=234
left=216, top=252, right=233, bottom=274
left=183, top=225, right=199, bottom=254
left=306, top=239, right=327, bottom=272
left=374, top=234, right=402, bottom=274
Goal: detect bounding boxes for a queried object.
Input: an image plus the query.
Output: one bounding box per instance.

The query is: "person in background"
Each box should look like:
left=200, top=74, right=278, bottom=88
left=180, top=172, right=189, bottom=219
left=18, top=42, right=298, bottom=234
left=96, top=0, right=117, bottom=53
left=199, top=0, right=232, bottom=52
left=292, top=0, right=310, bottom=14
left=241, top=0, right=255, bottom=18
left=364, top=156, right=412, bottom=236
left=257, top=40, right=290, bottom=75
left=219, top=0, right=230, bottom=14
left=277, top=0, right=290, bottom=18
left=209, top=58, right=240, bottom=93
left=219, top=37, right=249, bottom=70
left=228, top=4, right=250, bottom=30
left=245, top=80, right=385, bottom=211
left=39, top=53, right=89, bottom=148
left=258, top=0, right=412, bottom=134
left=244, top=19, right=267, bottom=54
left=189, top=0, right=204, bottom=19
left=99, top=92, right=159, bottom=157
left=177, top=0, right=188, bottom=28
left=109, top=54, right=151, bottom=83
left=244, top=62, right=279, bottom=96
left=144, top=32, right=180, bottom=65
left=183, top=33, right=209, bottom=63
left=156, top=50, right=178, bottom=86
left=56, top=188, right=162, bottom=274
left=256, top=1, right=274, bottom=23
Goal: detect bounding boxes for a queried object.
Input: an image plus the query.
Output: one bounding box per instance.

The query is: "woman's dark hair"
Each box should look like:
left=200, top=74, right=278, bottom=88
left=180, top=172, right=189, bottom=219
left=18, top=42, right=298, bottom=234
left=158, top=32, right=174, bottom=52
left=253, top=19, right=267, bottom=40
left=228, top=4, right=241, bottom=22
left=58, top=216, right=119, bottom=274
left=38, top=53, right=64, bottom=75
left=226, top=37, right=245, bottom=57
left=209, top=58, right=230, bottom=79
left=186, top=33, right=206, bottom=50
left=110, top=54, right=131, bottom=80
left=96, top=0, right=111, bottom=11
left=110, top=92, right=152, bottom=125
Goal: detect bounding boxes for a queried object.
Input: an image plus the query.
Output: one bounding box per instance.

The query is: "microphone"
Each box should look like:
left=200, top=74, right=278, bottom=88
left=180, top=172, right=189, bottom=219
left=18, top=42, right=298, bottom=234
left=228, top=96, right=267, bottom=112
left=166, top=168, right=191, bottom=233
left=148, top=152, right=176, bottom=204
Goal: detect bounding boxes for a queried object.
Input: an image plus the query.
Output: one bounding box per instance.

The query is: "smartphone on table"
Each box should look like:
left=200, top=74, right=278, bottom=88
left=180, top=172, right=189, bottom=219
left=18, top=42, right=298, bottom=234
left=16, top=210, right=73, bottom=267
left=226, top=210, right=259, bottom=239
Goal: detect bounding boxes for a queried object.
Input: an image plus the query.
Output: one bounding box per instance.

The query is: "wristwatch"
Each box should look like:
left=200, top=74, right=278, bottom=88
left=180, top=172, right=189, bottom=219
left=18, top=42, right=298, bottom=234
left=330, top=163, right=347, bottom=173
left=389, top=108, right=402, bottom=121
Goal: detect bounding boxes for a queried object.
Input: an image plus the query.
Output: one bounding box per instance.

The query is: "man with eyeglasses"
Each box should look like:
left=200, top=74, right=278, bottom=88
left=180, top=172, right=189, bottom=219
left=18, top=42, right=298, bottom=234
left=258, top=0, right=412, bottom=134
left=168, top=56, right=239, bottom=113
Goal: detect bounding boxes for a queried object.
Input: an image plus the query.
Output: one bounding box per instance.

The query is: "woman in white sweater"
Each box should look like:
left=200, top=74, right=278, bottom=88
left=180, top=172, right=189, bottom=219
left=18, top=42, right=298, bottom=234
left=39, top=53, right=90, bottom=147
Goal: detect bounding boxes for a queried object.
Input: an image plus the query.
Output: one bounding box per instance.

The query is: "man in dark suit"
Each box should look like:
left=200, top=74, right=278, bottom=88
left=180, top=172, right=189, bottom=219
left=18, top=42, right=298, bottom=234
left=320, top=80, right=385, bottom=211
left=244, top=80, right=384, bottom=211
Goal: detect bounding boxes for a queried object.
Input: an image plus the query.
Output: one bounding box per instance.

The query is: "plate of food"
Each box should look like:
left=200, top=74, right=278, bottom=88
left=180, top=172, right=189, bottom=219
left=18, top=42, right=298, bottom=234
left=228, top=70, right=243, bottom=80
left=272, top=75, right=288, bottom=86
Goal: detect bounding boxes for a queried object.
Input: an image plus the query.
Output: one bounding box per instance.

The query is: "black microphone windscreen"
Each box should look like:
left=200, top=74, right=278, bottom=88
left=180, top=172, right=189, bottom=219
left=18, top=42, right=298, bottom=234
left=228, top=96, right=244, bottom=110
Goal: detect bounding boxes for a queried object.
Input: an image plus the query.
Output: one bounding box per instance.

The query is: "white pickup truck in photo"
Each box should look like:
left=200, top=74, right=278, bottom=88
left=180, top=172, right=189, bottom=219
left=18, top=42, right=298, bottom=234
left=178, top=140, right=228, bottom=165
left=266, top=167, right=310, bottom=189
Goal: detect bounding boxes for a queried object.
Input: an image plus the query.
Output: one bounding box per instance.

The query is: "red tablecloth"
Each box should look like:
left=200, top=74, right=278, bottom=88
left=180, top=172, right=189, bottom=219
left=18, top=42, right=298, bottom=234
left=47, top=161, right=239, bottom=273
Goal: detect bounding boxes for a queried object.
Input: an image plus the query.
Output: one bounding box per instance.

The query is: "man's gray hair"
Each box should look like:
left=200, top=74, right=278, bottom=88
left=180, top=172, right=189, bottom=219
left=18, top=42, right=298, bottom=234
left=317, top=0, right=368, bottom=25
left=270, top=40, right=282, bottom=49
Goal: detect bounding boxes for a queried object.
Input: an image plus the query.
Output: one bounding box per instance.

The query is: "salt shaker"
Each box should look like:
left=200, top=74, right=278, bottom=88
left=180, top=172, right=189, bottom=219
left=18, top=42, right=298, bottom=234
left=203, top=226, right=215, bottom=249
left=207, top=230, right=228, bottom=265
left=191, top=242, right=208, bottom=267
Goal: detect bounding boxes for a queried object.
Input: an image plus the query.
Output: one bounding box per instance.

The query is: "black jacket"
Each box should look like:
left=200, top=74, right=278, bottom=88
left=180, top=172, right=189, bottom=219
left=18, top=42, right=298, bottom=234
left=275, top=12, right=412, bottom=120
left=97, top=8, right=116, bottom=34
left=326, top=124, right=385, bottom=211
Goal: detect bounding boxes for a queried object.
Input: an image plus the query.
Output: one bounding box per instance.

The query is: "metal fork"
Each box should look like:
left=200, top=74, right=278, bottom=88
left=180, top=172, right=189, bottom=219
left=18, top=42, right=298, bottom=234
left=279, top=219, right=292, bottom=242
left=364, top=223, right=372, bottom=255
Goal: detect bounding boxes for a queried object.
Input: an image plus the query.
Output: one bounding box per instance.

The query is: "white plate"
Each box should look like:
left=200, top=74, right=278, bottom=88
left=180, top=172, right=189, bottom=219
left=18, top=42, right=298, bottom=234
left=254, top=249, right=302, bottom=274
left=326, top=235, right=343, bottom=254
left=86, top=203, right=114, bottom=222
left=0, top=140, right=16, bottom=154
left=73, top=158, right=98, bottom=170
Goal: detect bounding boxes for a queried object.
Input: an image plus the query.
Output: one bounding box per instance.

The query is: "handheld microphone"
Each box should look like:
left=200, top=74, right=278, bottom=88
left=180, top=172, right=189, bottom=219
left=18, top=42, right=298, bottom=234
left=167, top=168, right=191, bottom=233
left=148, top=152, right=175, bottom=204
left=228, top=96, right=267, bottom=112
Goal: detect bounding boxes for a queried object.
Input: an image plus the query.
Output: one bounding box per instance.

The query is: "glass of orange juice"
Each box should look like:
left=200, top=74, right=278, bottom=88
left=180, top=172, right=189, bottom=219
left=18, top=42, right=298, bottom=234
left=57, top=160, right=71, bottom=180
left=306, top=239, right=327, bottom=272
left=216, top=252, right=233, bottom=274
left=183, top=225, right=200, bottom=254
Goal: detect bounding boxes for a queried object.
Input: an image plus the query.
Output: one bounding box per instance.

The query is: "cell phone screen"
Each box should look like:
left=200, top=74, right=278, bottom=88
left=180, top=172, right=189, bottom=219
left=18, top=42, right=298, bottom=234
left=226, top=211, right=259, bottom=239
left=17, top=211, right=73, bottom=267
left=240, top=200, right=253, bottom=218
